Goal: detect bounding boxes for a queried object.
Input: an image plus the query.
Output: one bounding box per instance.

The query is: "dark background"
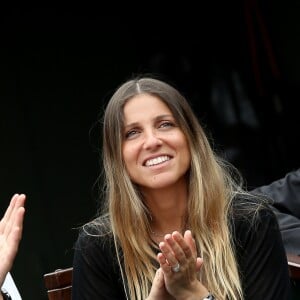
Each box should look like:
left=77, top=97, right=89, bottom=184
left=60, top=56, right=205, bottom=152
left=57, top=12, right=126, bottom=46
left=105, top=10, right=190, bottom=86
left=1, top=1, right=300, bottom=299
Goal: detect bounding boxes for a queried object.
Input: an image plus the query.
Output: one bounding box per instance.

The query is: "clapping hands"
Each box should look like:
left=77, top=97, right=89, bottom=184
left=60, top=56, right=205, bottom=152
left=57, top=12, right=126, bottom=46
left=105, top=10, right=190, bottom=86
left=147, top=230, right=209, bottom=300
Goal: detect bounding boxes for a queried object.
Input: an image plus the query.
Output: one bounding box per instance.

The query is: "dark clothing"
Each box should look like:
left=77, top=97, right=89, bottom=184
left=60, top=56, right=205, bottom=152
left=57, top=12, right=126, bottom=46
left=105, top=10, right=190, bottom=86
left=72, top=200, right=291, bottom=300
left=251, top=168, right=300, bottom=254
left=73, top=229, right=126, bottom=299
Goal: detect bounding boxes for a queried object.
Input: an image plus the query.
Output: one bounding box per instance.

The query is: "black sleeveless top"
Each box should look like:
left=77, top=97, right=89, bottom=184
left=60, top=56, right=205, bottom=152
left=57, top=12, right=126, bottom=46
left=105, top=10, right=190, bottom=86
left=72, top=198, right=291, bottom=299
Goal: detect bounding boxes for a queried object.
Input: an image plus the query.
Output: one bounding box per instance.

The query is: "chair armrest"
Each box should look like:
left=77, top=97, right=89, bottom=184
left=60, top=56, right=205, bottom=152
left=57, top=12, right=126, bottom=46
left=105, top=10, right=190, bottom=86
left=287, top=253, right=300, bottom=280
left=44, top=267, right=73, bottom=290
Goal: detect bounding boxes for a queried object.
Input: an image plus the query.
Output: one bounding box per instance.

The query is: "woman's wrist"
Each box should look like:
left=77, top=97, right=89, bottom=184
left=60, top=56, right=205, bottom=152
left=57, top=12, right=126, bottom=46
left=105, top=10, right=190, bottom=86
left=176, top=282, right=211, bottom=300
left=177, top=289, right=211, bottom=300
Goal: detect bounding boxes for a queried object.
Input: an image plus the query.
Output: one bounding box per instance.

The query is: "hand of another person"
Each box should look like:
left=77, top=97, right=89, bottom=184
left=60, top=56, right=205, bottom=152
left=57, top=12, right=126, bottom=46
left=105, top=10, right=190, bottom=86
left=0, top=194, right=26, bottom=287
left=157, top=230, right=209, bottom=300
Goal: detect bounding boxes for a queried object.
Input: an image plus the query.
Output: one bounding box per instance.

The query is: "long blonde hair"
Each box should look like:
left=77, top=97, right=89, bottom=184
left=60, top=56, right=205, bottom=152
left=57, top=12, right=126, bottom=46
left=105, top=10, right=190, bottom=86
left=94, top=76, right=247, bottom=299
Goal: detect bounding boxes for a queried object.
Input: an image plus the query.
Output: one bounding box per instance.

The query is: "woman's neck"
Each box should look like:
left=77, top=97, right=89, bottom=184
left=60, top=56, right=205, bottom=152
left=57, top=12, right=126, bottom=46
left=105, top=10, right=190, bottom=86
left=142, top=180, right=188, bottom=237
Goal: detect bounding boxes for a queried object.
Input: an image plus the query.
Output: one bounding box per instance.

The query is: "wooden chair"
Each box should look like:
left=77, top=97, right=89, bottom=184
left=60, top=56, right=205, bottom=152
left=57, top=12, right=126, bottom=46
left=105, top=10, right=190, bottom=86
left=287, top=253, right=300, bottom=280
left=287, top=254, right=300, bottom=300
left=44, top=267, right=73, bottom=300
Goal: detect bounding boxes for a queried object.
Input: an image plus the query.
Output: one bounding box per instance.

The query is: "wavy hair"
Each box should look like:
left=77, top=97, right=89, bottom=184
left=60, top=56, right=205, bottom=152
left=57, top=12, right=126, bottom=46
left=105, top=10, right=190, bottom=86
left=92, top=76, right=248, bottom=299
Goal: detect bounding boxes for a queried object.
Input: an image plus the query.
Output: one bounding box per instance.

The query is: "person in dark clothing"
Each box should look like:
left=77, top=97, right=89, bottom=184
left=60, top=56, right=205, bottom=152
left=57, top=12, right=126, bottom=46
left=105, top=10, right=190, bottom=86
left=251, top=168, right=300, bottom=255
left=72, top=76, right=291, bottom=300
left=251, top=169, right=300, bottom=300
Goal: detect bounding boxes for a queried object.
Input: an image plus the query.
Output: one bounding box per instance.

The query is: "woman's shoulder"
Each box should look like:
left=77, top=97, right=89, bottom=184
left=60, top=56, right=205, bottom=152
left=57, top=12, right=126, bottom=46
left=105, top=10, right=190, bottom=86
left=72, top=215, right=122, bottom=284
left=74, top=215, right=113, bottom=252
left=232, top=191, right=272, bottom=211
left=230, top=192, right=279, bottom=236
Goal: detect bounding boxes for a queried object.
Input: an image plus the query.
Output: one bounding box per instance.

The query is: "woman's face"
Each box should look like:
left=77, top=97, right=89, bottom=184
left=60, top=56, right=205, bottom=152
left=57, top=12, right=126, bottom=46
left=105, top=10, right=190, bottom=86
left=122, top=93, right=191, bottom=190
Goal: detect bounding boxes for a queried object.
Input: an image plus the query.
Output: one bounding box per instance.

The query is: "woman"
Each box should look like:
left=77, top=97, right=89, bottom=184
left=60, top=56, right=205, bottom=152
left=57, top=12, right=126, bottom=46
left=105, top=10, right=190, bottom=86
left=72, top=76, right=291, bottom=299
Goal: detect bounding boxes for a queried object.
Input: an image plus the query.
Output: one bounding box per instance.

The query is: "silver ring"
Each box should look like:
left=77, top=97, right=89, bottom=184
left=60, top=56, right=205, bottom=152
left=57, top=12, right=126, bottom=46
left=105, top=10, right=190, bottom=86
left=171, top=262, right=180, bottom=273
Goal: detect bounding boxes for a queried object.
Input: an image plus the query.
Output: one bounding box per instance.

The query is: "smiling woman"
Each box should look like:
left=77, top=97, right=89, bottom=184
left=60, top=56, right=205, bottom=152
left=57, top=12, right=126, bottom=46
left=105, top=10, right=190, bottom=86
left=72, top=75, right=291, bottom=300
left=122, top=94, right=191, bottom=191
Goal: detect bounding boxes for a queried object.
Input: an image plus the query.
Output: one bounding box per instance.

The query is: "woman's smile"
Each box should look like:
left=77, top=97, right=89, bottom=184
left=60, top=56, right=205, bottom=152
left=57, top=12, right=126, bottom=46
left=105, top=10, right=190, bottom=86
left=144, top=155, right=172, bottom=167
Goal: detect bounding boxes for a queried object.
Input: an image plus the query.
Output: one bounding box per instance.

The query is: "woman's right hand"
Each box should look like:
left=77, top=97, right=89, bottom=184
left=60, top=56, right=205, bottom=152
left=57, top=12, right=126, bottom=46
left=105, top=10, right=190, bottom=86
left=146, top=268, right=175, bottom=300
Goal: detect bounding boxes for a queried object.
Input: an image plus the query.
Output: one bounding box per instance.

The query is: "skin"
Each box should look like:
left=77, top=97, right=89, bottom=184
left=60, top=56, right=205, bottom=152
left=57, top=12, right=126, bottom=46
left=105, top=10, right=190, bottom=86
left=122, top=93, right=191, bottom=191
left=122, top=94, right=191, bottom=233
left=122, top=94, right=209, bottom=299
left=0, top=194, right=26, bottom=299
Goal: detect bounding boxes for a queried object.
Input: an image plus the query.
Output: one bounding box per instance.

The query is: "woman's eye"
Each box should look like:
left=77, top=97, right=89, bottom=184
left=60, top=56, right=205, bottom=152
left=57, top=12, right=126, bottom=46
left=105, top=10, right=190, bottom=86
left=159, top=121, right=174, bottom=128
left=125, top=130, right=138, bottom=139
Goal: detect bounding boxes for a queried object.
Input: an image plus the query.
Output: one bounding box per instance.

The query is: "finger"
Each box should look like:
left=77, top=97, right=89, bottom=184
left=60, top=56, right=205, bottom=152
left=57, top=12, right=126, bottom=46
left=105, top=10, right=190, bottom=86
left=159, top=237, right=181, bottom=267
left=3, top=205, right=25, bottom=270
left=152, top=268, right=164, bottom=288
left=10, top=206, right=25, bottom=244
left=12, top=194, right=26, bottom=227
left=1, top=194, right=19, bottom=224
left=0, top=194, right=19, bottom=235
left=3, top=194, right=26, bottom=237
left=171, top=231, right=193, bottom=261
left=183, top=230, right=197, bottom=257
left=195, top=257, right=203, bottom=272
left=157, top=252, right=173, bottom=274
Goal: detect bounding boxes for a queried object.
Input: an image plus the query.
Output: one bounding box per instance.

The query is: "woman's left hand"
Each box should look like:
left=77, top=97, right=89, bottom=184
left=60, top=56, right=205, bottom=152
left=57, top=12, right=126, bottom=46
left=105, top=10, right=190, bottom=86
left=157, top=230, right=209, bottom=300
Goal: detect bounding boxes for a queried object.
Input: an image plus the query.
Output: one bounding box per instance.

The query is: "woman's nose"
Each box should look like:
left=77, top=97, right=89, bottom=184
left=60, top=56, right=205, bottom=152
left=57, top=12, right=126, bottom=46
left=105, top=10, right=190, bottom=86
left=143, top=131, right=163, bottom=150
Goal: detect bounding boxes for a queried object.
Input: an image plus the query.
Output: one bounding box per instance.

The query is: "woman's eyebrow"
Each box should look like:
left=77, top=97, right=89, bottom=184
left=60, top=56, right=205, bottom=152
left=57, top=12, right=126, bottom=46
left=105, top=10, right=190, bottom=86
left=124, top=114, right=173, bottom=129
left=123, top=121, right=139, bottom=129
left=155, top=114, right=173, bottom=120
